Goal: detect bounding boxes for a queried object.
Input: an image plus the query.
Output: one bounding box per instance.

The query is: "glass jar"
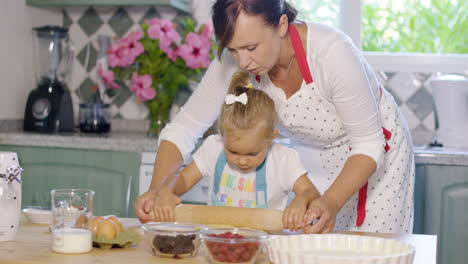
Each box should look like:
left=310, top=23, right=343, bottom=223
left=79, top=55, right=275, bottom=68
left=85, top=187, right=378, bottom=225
left=78, top=103, right=111, bottom=133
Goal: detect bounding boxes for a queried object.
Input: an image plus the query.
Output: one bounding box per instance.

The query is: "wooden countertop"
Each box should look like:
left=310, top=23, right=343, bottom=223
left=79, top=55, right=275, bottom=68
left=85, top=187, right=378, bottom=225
left=0, top=221, right=437, bottom=264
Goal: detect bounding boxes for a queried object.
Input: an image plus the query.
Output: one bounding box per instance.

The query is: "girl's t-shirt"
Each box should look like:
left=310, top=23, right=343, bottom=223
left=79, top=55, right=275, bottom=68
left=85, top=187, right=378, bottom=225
left=192, top=134, right=308, bottom=210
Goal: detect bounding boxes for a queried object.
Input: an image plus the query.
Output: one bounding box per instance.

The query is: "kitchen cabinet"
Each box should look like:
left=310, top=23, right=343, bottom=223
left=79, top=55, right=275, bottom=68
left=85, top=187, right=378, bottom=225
left=0, top=145, right=140, bottom=218
left=139, top=152, right=209, bottom=204
left=415, top=164, right=468, bottom=264
left=25, top=0, right=191, bottom=13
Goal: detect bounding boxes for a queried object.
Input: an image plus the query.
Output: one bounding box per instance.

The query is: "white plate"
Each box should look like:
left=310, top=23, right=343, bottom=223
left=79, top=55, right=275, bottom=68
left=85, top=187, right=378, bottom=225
left=22, top=208, right=52, bottom=224
left=267, top=234, right=415, bottom=264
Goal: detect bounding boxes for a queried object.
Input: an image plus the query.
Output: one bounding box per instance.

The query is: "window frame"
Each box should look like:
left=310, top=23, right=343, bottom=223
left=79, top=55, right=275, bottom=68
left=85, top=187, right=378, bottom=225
left=339, top=0, right=467, bottom=74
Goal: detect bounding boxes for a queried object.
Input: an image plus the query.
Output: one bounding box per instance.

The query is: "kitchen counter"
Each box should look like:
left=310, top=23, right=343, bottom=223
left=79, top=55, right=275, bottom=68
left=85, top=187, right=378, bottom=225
left=1, top=122, right=468, bottom=165
left=0, top=220, right=437, bottom=264
left=0, top=130, right=158, bottom=153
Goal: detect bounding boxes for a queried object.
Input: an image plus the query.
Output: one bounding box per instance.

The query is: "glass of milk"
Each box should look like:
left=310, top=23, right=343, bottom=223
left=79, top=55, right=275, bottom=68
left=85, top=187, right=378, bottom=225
left=50, top=189, right=95, bottom=254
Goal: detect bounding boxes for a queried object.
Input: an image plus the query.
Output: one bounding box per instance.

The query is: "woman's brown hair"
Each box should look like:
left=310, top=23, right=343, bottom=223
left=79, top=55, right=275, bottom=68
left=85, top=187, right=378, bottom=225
left=218, top=71, right=276, bottom=139
left=212, top=0, right=298, bottom=58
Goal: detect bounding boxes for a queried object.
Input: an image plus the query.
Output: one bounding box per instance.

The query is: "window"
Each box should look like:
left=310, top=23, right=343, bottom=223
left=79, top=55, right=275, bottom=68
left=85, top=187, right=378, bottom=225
left=290, top=0, right=467, bottom=73
left=291, top=0, right=340, bottom=28
left=362, top=0, right=467, bottom=54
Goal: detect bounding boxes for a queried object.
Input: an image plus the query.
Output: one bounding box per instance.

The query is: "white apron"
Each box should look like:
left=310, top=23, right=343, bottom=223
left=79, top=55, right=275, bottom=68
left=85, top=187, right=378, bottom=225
left=258, top=25, right=415, bottom=233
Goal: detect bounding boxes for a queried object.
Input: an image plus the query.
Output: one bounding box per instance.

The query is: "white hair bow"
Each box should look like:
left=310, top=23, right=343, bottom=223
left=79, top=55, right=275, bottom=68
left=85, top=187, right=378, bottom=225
left=225, top=93, right=248, bottom=105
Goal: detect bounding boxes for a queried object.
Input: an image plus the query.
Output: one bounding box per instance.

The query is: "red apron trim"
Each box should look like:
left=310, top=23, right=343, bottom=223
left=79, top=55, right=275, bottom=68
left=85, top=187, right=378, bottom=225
left=356, top=182, right=368, bottom=226
left=288, top=25, right=313, bottom=84
left=356, top=127, right=392, bottom=227
left=383, top=127, right=392, bottom=140
left=254, top=25, right=312, bottom=85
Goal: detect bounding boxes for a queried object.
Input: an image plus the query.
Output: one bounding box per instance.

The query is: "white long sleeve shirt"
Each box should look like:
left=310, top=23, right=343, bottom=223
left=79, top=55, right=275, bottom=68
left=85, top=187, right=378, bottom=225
left=159, top=22, right=385, bottom=168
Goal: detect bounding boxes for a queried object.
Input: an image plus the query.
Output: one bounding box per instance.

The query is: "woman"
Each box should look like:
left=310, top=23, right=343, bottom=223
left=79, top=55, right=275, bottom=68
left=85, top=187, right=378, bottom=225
left=135, top=0, right=415, bottom=234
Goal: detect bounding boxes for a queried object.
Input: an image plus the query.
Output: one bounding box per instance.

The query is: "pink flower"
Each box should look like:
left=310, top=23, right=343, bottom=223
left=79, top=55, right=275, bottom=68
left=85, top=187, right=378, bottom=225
left=107, top=42, right=135, bottom=68
left=123, top=31, right=144, bottom=57
left=166, top=47, right=178, bottom=62
left=200, top=23, right=214, bottom=39
left=147, top=18, right=181, bottom=52
left=97, top=63, right=119, bottom=89
left=130, top=72, right=156, bottom=102
left=177, top=32, right=211, bottom=69
left=199, top=23, right=214, bottom=48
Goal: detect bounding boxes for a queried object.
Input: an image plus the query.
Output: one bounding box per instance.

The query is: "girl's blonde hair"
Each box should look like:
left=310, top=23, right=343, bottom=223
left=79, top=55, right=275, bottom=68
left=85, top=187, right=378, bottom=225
left=218, top=71, right=276, bottom=139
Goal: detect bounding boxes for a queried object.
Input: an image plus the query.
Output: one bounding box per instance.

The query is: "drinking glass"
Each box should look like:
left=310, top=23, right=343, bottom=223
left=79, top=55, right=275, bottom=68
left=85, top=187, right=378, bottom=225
left=50, top=189, right=95, bottom=254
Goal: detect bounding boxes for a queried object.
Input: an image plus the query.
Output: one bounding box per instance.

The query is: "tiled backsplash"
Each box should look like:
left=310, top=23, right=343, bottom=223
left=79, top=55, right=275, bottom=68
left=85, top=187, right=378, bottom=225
left=63, top=6, right=191, bottom=121
left=63, top=6, right=442, bottom=146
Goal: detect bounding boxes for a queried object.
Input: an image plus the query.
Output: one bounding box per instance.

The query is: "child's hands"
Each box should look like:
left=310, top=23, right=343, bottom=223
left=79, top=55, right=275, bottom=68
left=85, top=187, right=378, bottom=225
left=302, top=196, right=338, bottom=234
left=150, top=187, right=182, bottom=222
left=282, top=195, right=308, bottom=232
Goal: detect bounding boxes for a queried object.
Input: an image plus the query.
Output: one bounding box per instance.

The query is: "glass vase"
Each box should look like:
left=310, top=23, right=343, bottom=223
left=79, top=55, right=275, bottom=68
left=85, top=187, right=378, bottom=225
left=147, top=114, right=168, bottom=137
left=146, top=102, right=172, bottom=137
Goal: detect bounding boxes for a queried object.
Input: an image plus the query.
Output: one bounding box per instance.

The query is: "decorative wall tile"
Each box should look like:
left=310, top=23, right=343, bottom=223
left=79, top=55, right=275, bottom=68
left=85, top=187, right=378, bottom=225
left=139, top=7, right=161, bottom=24
left=399, top=104, right=421, bottom=131
left=387, top=72, right=419, bottom=102
left=108, top=8, right=134, bottom=37
left=76, top=43, right=97, bottom=73
left=62, top=9, right=73, bottom=29
left=422, top=112, right=436, bottom=131
left=76, top=77, right=95, bottom=103
left=78, top=8, right=103, bottom=36
left=407, top=88, right=433, bottom=120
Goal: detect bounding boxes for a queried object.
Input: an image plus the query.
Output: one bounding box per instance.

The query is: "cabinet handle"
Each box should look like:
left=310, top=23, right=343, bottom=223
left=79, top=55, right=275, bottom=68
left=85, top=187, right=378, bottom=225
left=126, top=175, right=132, bottom=217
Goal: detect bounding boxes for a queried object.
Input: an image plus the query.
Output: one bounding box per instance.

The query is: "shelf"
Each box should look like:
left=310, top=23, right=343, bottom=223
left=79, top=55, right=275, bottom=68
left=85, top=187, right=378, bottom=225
left=26, top=0, right=192, bottom=13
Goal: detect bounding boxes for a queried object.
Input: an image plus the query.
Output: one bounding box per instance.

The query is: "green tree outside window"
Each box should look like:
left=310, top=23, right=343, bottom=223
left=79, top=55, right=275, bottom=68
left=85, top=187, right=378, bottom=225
left=290, top=0, right=468, bottom=54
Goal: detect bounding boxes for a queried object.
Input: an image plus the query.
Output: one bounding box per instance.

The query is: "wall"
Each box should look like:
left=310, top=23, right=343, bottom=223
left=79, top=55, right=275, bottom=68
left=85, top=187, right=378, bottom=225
left=0, top=0, right=61, bottom=120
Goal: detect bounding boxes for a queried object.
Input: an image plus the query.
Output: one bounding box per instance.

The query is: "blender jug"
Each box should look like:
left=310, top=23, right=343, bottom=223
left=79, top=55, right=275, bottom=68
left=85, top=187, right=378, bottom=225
left=32, top=25, right=73, bottom=85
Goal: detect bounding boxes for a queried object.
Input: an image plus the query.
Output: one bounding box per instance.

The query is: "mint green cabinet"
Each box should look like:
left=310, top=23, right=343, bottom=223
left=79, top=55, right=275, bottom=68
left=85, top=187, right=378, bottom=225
left=416, top=164, right=468, bottom=264
left=0, top=145, right=140, bottom=218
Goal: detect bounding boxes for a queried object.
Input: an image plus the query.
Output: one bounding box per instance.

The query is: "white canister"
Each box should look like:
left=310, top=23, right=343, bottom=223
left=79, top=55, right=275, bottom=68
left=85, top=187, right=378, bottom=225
left=0, top=151, right=22, bottom=241
left=430, top=75, right=468, bottom=149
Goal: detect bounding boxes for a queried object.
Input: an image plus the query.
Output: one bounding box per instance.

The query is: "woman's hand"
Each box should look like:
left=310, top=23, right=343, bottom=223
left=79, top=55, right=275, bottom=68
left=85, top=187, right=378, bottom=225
left=282, top=195, right=308, bottom=232
left=134, top=189, right=158, bottom=223
left=302, top=196, right=339, bottom=234
left=150, top=187, right=182, bottom=222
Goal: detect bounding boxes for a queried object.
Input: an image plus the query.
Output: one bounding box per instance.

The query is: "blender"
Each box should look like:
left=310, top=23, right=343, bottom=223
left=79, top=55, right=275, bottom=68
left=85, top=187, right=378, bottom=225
left=24, top=25, right=75, bottom=133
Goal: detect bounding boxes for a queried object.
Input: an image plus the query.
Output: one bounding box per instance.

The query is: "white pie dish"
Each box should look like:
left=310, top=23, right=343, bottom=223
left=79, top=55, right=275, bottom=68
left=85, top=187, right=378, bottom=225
left=266, top=234, right=415, bottom=264
left=22, top=208, right=52, bottom=224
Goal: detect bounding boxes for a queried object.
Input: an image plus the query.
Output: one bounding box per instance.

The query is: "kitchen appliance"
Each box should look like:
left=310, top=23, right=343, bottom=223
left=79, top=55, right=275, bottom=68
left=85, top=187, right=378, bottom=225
left=24, top=25, right=74, bottom=133
left=430, top=75, right=468, bottom=149
left=0, top=152, right=22, bottom=241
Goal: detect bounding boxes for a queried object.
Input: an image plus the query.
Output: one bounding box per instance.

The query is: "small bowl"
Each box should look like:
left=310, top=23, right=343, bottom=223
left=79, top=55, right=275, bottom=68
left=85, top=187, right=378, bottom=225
left=141, top=222, right=204, bottom=258
left=200, top=227, right=269, bottom=264
left=22, top=208, right=52, bottom=224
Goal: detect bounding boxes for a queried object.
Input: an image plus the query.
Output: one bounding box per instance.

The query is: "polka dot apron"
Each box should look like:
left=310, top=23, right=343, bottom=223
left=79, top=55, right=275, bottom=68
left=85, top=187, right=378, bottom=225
left=257, top=25, right=415, bottom=233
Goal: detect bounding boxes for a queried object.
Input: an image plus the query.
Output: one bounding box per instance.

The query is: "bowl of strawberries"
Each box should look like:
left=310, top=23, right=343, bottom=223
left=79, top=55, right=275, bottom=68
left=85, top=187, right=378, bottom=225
left=200, top=227, right=269, bottom=264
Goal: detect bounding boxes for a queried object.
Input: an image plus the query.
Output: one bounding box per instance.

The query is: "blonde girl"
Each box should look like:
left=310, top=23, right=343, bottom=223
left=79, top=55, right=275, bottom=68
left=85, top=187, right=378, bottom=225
left=150, top=71, right=321, bottom=231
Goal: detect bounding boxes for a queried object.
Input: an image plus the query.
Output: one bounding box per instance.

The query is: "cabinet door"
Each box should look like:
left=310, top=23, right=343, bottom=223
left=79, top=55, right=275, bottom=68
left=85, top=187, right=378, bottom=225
left=424, top=165, right=468, bottom=264
left=413, top=164, right=425, bottom=234
left=0, top=145, right=139, bottom=218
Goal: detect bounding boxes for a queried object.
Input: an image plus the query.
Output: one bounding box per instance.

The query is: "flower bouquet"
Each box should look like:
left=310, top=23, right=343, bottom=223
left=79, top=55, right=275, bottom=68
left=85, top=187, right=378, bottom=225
left=98, top=17, right=215, bottom=135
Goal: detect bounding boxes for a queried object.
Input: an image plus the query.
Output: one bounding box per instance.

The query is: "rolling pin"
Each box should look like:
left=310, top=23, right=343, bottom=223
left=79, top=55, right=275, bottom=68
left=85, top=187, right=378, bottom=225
left=174, top=204, right=284, bottom=232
